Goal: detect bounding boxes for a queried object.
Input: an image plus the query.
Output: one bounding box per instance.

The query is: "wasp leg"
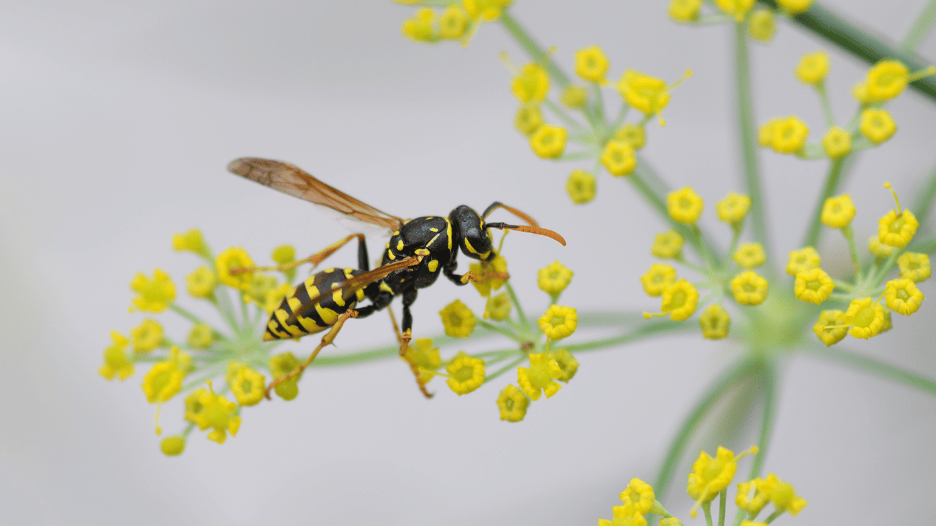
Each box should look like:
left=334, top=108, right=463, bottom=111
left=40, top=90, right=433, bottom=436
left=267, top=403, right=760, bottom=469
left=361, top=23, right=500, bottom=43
left=264, top=308, right=357, bottom=399
left=389, top=296, right=433, bottom=399
left=232, top=233, right=367, bottom=275
left=459, top=270, right=510, bottom=284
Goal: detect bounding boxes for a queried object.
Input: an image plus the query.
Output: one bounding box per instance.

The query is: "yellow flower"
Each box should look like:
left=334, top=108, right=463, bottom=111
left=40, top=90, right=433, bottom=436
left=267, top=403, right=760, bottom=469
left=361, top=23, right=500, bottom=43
left=439, top=299, right=476, bottom=338
left=813, top=310, right=848, bottom=346
left=406, top=338, right=441, bottom=383
left=141, top=347, right=187, bottom=404
left=867, top=234, right=897, bottom=260
left=469, top=254, right=508, bottom=296
left=733, top=243, right=766, bottom=269
left=736, top=475, right=777, bottom=515
left=620, top=478, right=655, bottom=516
left=130, top=318, right=164, bottom=354
left=130, top=269, right=176, bottom=313
left=242, top=273, right=280, bottom=310
left=598, top=502, right=647, bottom=526
left=529, top=124, right=567, bottom=159
left=652, top=230, right=684, bottom=259
left=464, top=0, right=512, bottom=22
left=748, top=8, right=776, bottom=42
left=794, top=268, right=834, bottom=305
left=601, top=140, right=637, bottom=177
left=184, top=388, right=207, bottom=424
left=614, top=124, right=647, bottom=150
left=538, top=261, right=574, bottom=295
left=651, top=279, right=699, bottom=321
left=821, top=126, right=852, bottom=159
left=878, top=209, right=918, bottom=248
left=758, top=117, right=780, bottom=147
left=517, top=352, right=563, bottom=400
left=575, top=46, right=609, bottom=83
left=231, top=366, right=266, bottom=407
left=898, top=252, right=930, bottom=282
left=820, top=194, right=856, bottom=229
left=538, top=304, right=578, bottom=340
left=730, top=271, right=769, bottom=306
left=859, top=108, right=897, bottom=144
left=514, top=105, right=543, bottom=136
left=616, top=70, right=676, bottom=124
left=496, top=384, right=530, bottom=422
left=191, top=382, right=241, bottom=444
left=484, top=292, right=512, bottom=321
left=549, top=348, right=579, bottom=382
left=402, top=8, right=437, bottom=42
left=445, top=351, right=486, bottom=395
left=271, top=244, right=295, bottom=266
left=843, top=297, right=885, bottom=339
left=786, top=246, right=821, bottom=276
left=172, top=228, right=208, bottom=256
left=641, top=263, right=678, bottom=297
left=270, top=352, right=302, bottom=379
left=688, top=446, right=758, bottom=517
left=187, top=322, right=215, bottom=349
left=769, top=116, right=809, bottom=154
left=885, top=278, right=924, bottom=315
left=511, top=63, right=550, bottom=104
left=186, top=265, right=216, bottom=299
left=160, top=436, right=186, bottom=456
left=865, top=60, right=909, bottom=102
left=668, top=187, right=704, bottom=225
left=770, top=478, right=808, bottom=515
left=669, top=0, right=702, bottom=22
left=715, top=0, right=755, bottom=21
left=699, top=304, right=731, bottom=340
left=795, top=51, right=829, bottom=85
left=566, top=169, right=597, bottom=204
left=717, top=193, right=752, bottom=224
left=560, top=85, right=588, bottom=108
left=216, top=247, right=255, bottom=291
left=99, top=331, right=134, bottom=381
left=438, top=4, right=469, bottom=39
left=777, top=0, right=813, bottom=14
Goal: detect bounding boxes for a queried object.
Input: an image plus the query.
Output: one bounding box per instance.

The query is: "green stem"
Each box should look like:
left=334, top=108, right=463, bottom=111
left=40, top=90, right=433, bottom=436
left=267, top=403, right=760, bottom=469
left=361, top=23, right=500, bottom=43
left=755, top=1, right=936, bottom=102
left=168, top=303, right=209, bottom=327
left=733, top=22, right=771, bottom=265
left=653, top=358, right=758, bottom=499
left=749, top=362, right=776, bottom=479
left=901, top=0, right=936, bottom=51
left=498, top=11, right=571, bottom=88
left=505, top=282, right=531, bottom=333
left=485, top=356, right=526, bottom=384
left=910, top=158, right=936, bottom=227
left=718, top=490, right=727, bottom=526
left=800, top=345, right=936, bottom=396
left=476, top=319, right=525, bottom=343
left=564, top=320, right=696, bottom=353
left=801, top=158, right=845, bottom=249
left=815, top=82, right=836, bottom=128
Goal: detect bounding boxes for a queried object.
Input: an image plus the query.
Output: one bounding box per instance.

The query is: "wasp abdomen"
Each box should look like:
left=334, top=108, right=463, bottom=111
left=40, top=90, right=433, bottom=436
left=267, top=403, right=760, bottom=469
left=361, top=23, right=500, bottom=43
left=264, top=268, right=365, bottom=341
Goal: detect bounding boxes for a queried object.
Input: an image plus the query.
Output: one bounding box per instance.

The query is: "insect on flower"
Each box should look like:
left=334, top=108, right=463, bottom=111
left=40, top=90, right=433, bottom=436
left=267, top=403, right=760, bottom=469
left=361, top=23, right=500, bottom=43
left=226, top=158, right=566, bottom=399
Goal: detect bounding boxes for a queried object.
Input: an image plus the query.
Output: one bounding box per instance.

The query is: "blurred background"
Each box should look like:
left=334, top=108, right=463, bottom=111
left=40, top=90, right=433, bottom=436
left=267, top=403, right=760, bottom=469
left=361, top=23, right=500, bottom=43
left=2, top=1, right=935, bottom=524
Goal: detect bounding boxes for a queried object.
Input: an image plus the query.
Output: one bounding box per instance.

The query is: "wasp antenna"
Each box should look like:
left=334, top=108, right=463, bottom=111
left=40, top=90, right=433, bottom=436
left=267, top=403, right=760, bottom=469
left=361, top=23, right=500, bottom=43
left=482, top=202, right=541, bottom=227
left=487, top=222, right=566, bottom=246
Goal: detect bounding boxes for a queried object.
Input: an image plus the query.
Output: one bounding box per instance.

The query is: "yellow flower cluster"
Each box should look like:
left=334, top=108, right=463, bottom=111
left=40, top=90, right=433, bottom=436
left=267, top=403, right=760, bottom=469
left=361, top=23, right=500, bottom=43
left=396, top=0, right=512, bottom=46
left=643, top=189, right=769, bottom=339
left=668, top=0, right=812, bottom=36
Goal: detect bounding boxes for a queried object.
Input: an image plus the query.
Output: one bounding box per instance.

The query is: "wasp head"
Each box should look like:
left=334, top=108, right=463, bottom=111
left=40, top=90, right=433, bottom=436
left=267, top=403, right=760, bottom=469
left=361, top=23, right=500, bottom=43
left=449, top=205, right=495, bottom=261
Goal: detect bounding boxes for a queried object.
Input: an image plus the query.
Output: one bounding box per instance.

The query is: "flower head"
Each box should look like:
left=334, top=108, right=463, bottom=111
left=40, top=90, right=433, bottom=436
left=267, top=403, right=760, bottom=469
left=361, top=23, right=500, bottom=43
left=496, top=384, right=530, bottom=422
left=445, top=351, right=485, bottom=395
left=667, top=187, right=704, bottom=225
left=731, top=271, right=769, bottom=306
left=517, top=352, right=563, bottom=400
left=440, top=299, right=476, bottom=338
left=538, top=305, right=578, bottom=340
left=130, top=269, right=176, bottom=313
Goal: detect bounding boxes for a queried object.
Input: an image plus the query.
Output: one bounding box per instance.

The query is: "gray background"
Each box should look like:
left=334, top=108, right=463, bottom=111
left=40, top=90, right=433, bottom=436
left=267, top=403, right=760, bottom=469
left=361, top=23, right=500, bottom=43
left=2, top=1, right=935, bottom=524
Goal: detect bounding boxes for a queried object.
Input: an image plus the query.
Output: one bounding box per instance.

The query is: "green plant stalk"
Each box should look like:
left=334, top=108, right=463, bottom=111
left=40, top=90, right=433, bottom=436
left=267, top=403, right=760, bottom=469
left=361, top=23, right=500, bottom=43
left=564, top=321, right=696, bottom=353
left=901, top=0, right=936, bottom=51
left=911, top=157, right=936, bottom=226
left=800, top=345, right=936, bottom=395
left=734, top=22, right=772, bottom=267
left=732, top=362, right=777, bottom=526
left=801, top=157, right=846, bottom=249
left=755, top=0, right=936, bottom=102
left=499, top=12, right=571, bottom=88
left=653, top=358, right=759, bottom=499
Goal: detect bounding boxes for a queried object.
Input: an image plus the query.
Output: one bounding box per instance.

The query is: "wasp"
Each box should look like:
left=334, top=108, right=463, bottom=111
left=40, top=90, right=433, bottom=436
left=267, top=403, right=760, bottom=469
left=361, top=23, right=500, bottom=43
left=227, top=157, right=566, bottom=398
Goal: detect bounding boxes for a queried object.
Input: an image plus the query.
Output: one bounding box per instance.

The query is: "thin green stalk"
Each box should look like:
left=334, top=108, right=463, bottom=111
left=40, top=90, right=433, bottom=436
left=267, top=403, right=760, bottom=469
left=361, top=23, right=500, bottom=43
left=801, top=158, right=845, bottom=249
left=476, top=319, right=526, bottom=343
left=800, top=345, right=936, bottom=396
left=901, top=0, right=936, bottom=51
left=910, top=158, right=936, bottom=226
left=910, top=235, right=936, bottom=254
left=499, top=12, right=571, bottom=88
left=653, top=358, right=758, bottom=499
left=505, top=282, right=530, bottom=333
left=815, top=83, right=836, bottom=128
left=564, top=320, right=696, bottom=353
left=733, top=22, right=771, bottom=265
left=703, top=502, right=715, bottom=526
left=755, top=0, right=936, bottom=102
left=485, top=356, right=526, bottom=383
left=749, top=362, right=776, bottom=478
left=718, top=490, right=727, bottom=526
left=169, top=303, right=209, bottom=327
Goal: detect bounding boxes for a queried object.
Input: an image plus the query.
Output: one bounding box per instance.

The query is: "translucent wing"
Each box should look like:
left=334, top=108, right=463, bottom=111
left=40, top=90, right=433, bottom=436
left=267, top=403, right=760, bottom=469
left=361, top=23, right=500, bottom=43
left=228, top=157, right=405, bottom=231
left=287, top=256, right=422, bottom=325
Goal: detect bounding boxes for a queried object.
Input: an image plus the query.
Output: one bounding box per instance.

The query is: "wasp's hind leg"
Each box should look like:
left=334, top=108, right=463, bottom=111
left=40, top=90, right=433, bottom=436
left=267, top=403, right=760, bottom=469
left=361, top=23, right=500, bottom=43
left=232, top=233, right=368, bottom=275
left=388, top=298, right=433, bottom=399
left=264, top=308, right=357, bottom=399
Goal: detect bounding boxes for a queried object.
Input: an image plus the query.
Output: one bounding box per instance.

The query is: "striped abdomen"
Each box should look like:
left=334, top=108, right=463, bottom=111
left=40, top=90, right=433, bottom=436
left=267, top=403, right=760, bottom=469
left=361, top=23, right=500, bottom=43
left=264, top=268, right=366, bottom=341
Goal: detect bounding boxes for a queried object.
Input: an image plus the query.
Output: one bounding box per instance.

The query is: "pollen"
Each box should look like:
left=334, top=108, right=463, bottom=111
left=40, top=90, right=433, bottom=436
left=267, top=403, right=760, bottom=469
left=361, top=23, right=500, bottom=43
left=538, top=304, right=578, bottom=340
left=566, top=169, right=597, bottom=204
left=698, top=304, right=731, bottom=340
left=529, top=124, right=567, bottom=159
left=440, top=299, right=477, bottom=338
left=812, top=309, right=848, bottom=346
left=496, top=384, right=530, bottom=422
left=794, top=268, right=834, bottom=305
left=820, top=194, right=856, bottom=229
left=641, top=263, right=678, bottom=297
left=730, top=271, right=769, bottom=306
left=667, top=187, right=704, bottom=225
left=601, top=139, right=637, bottom=177
left=445, top=351, right=486, bottom=395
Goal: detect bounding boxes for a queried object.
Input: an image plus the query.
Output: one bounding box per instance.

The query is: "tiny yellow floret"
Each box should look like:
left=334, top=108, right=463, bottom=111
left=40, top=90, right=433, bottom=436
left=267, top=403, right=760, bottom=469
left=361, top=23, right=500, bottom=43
left=538, top=304, right=578, bottom=340
left=130, top=269, right=176, bottom=313
left=733, top=243, right=766, bottom=269
left=647, top=279, right=698, bottom=321
left=865, top=60, right=910, bottom=102
left=731, top=271, right=769, bottom=306
left=736, top=475, right=777, bottom=516
left=574, top=46, right=609, bottom=84
left=484, top=292, right=512, bottom=321
left=820, top=194, right=856, bottom=229
left=514, top=105, right=543, bottom=136
left=715, top=0, right=755, bottom=21
left=566, top=169, right=597, bottom=204
left=769, top=116, right=809, bottom=154
left=777, top=0, right=813, bottom=14
left=843, top=297, right=885, bottom=339
left=601, top=140, right=637, bottom=177
left=813, top=310, right=848, bottom=346
left=748, top=8, right=776, bottom=42
left=529, top=124, right=567, bottom=159
left=186, top=265, right=217, bottom=299
left=538, top=261, right=574, bottom=295
left=795, top=51, right=829, bottom=85
left=688, top=446, right=758, bottom=517
left=141, top=347, right=187, bottom=404
left=99, top=331, right=134, bottom=381
left=469, top=254, right=508, bottom=297
left=160, top=436, right=186, bottom=456
left=549, top=348, right=579, bottom=382
left=439, top=299, right=476, bottom=338
left=667, top=187, right=704, bottom=225
left=560, top=85, right=588, bottom=109
left=511, top=63, right=550, bottom=104
left=616, top=69, right=688, bottom=125
left=878, top=209, right=918, bottom=248
left=794, top=268, right=834, bottom=305
left=216, top=247, right=255, bottom=291
left=717, top=193, right=752, bottom=224
left=406, top=338, right=442, bottom=383
left=496, top=384, right=530, bottom=422
left=821, top=126, right=852, bottom=159
left=885, top=278, right=924, bottom=315
left=898, top=252, right=930, bottom=282
left=191, top=382, right=241, bottom=444
left=641, top=263, right=678, bottom=297
left=620, top=478, right=655, bottom=516
left=651, top=230, right=684, bottom=259
left=231, top=366, right=266, bottom=407
left=770, top=479, right=808, bottom=516
left=699, top=304, right=731, bottom=340
left=859, top=108, right=897, bottom=144
left=614, top=124, right=647, bottom=150
left=868, top=234, right=896, bottom=260
left=172, top=228, right=208, bottom=256
left=131, top=318, right=164, bottom=354
left=438, top=4, right=469, bottom=40
left=517, top=352, right=564, bottom=400
left=669, top=0, right=702, bottom=22
left=445, top=351, right=486, bottom=395
left=187, top=322, right=215, bottom=349
left=786, top=246, right=821, bottom=276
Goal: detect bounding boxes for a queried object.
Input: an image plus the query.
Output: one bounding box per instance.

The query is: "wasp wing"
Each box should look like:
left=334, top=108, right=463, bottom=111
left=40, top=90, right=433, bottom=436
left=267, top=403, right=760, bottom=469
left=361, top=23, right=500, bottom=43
left=286, top=256, right=422, bottom=325
left=228, top=157, right=405, bottom=231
